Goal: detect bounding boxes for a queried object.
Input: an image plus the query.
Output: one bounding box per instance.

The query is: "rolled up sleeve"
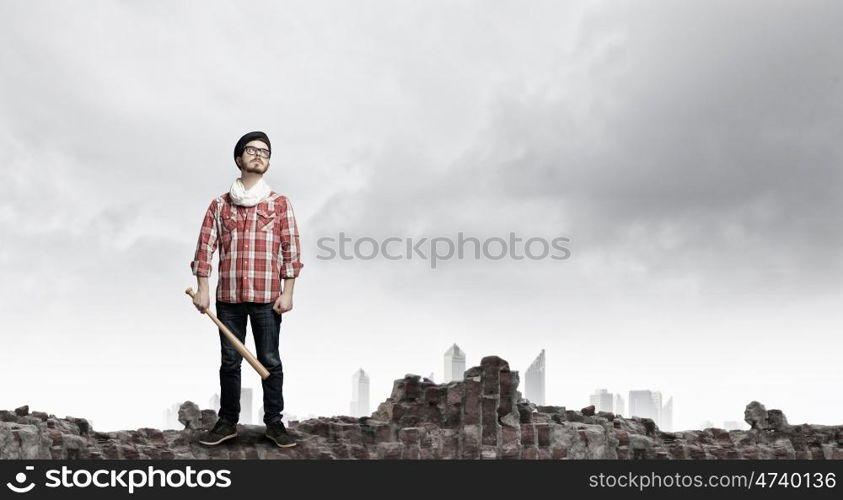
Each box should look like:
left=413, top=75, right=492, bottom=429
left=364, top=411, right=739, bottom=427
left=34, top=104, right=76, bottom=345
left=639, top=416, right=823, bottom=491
left=190, top=200, right=218, bottom=277
left=278, top=196, right=303, bottom=279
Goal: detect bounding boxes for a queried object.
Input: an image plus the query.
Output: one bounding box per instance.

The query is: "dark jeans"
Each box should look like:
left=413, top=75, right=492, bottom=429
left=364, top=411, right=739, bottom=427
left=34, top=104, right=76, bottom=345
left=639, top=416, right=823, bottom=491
left=215, top=301, right=284, bottom=425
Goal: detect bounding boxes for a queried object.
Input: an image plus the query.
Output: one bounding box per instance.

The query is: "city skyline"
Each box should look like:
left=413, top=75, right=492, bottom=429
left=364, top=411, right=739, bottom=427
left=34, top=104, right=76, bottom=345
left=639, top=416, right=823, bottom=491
left=160, top=349, right=756, bottom=433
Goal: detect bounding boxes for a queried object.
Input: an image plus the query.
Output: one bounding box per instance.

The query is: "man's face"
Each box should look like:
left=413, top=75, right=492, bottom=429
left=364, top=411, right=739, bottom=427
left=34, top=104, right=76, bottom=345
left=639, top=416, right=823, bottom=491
left=236, top=140, right=270, bottom=174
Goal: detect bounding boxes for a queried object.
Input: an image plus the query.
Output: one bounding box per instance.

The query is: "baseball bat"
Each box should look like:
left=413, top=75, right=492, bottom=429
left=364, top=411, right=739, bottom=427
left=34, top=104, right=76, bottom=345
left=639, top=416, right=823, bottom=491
left=185, top=287, right=271, bottom=379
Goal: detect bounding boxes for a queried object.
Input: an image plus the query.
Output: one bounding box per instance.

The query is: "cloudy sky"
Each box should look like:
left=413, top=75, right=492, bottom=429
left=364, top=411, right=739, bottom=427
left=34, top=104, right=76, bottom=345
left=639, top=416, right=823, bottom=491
left=1, top=0, right=841, bottom=432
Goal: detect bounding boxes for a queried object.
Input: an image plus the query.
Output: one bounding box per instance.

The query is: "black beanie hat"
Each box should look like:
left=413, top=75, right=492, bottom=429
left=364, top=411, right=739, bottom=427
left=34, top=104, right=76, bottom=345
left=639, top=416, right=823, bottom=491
left=233, top=131, right=271, bottom=163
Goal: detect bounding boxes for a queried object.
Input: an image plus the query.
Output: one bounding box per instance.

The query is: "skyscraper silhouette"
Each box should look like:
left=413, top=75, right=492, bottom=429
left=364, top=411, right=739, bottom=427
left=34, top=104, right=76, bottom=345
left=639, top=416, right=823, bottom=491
left=525, top=349, right=546, bottom=405
left=350, top=368, right=370, bottom=417
left=628, top=390, right=660, bottom=424
left=614, top=393, right=626, bottom=416
left=589, top=388, right=614, bottom=412
left=444, top=344, right=466, bottom=382
left=163, top=402, right=181, bottom=429
left=628, top=390, right=672, bottom=429
left=661, top=396, right=673, bottom=431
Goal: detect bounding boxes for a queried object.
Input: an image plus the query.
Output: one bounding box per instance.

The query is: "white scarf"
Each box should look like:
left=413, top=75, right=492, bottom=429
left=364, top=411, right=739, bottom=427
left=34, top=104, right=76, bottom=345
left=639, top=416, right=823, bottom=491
left=229, top=178, right=271, bottom=207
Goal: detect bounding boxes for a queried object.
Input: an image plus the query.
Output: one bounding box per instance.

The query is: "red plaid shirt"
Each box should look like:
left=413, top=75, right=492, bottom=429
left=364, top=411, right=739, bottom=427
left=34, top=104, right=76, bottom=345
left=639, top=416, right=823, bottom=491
left=191, top=192, right=303, bottom=303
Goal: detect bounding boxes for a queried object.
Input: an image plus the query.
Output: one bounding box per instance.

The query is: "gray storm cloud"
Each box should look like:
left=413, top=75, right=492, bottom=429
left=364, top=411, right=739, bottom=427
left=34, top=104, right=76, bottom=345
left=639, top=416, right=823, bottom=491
left=309, top=0, right=843, bottom=294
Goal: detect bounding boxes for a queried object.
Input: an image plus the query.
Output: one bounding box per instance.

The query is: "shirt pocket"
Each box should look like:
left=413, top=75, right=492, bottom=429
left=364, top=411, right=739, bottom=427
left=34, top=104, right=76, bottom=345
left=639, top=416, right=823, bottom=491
left=222, top=216, right=238, bottom=232
left=219, top=207, right=238, bottom=249
left=256, top=208, right=276, bottom=232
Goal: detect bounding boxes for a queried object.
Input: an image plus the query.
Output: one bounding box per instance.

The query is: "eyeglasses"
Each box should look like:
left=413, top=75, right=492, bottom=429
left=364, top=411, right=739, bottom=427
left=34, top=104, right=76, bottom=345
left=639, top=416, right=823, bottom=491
left=244, top=146, right=271, bottom=159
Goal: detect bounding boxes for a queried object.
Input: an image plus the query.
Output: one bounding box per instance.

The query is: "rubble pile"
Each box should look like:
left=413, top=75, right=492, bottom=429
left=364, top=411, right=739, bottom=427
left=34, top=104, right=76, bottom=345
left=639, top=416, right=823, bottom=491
left=2, top=356, right=841, bottom=459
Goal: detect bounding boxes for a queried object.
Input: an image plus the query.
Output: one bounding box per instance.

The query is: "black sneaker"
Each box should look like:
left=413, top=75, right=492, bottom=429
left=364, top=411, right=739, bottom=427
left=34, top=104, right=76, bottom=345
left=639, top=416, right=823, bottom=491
left=265, top=421, right=296, bottom=448
left=198, top=419, right=238, bottom=446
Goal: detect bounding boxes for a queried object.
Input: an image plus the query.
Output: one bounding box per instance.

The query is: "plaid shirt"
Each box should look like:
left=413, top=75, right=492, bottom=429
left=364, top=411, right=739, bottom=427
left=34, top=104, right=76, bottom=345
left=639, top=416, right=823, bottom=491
left=191, top=192, right=303, bottom=303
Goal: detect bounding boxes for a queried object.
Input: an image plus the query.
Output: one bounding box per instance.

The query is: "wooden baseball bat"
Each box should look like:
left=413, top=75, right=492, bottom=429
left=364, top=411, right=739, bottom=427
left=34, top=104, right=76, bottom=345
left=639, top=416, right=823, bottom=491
left=185, top=287, right=271, bottom=379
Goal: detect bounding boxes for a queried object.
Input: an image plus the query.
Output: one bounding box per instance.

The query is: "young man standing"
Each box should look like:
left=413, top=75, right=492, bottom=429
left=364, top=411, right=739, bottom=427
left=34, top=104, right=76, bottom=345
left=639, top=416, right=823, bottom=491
left=190, top=131, right=302, bottom=448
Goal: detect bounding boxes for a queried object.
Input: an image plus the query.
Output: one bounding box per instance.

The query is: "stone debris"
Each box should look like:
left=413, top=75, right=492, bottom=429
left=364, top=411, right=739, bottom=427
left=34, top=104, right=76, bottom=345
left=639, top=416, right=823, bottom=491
left=2, top=356, right=841, bottom=460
